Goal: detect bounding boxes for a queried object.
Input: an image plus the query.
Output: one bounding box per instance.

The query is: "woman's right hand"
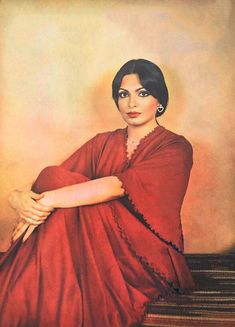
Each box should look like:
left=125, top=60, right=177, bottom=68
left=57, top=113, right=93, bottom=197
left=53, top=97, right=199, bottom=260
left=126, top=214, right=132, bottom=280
left=11, top=221, right=38, bottom=244
left=8, top=190, right=54, bottom=225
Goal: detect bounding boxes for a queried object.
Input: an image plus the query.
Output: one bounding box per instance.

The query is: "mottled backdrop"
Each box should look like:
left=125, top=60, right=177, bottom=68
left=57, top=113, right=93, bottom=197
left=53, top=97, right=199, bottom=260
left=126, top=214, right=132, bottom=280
left=0, top=0, right=234, bottom=252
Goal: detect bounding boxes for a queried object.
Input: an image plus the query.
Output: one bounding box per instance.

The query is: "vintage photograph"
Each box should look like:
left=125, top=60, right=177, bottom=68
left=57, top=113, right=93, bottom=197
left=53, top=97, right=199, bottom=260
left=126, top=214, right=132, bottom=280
left=0, top=0, right=234, bottom=326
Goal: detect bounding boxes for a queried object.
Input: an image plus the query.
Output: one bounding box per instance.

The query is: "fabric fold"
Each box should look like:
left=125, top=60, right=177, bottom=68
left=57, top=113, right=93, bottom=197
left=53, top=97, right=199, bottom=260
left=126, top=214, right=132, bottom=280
left=115, top=134, right=193, bottom=252
left=0, top=126, right=195, bottom=327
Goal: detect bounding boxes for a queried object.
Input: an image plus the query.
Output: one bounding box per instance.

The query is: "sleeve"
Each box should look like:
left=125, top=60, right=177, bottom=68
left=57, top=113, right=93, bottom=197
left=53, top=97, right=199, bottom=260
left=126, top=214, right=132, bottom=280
left=115, top=138, right=193, bottom=252
left=59, top=134, right=99, bottom=179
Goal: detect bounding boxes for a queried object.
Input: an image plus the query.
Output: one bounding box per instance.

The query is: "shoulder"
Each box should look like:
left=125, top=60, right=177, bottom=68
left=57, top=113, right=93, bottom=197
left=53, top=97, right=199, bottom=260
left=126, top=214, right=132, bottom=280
left=92, top=128, right=124, bottom=142
left=81, top=128, right=124, bottom=151
left=160, top=126, right=193, bottom=153
left=95, top=128, right=124, bottom=137
left=157, top=127, right=193, bottom=167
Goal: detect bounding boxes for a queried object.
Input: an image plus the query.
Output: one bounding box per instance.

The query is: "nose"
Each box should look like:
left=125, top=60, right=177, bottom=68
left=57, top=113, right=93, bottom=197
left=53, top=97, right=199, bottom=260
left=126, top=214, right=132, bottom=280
left=128, top=94, right=137, bottom=108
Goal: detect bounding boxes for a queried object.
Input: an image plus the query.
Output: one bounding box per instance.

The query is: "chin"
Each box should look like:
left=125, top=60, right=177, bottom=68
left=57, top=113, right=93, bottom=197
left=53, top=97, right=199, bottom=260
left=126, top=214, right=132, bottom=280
left=126, top=121, right=142, bottom=127
left=124, top=117, right=142, bottom=125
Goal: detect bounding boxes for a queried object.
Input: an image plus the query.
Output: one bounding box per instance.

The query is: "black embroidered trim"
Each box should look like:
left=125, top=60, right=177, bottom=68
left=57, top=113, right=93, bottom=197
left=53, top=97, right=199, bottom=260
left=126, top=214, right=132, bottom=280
left=117, top=179, right=184, bottom=255
left=110, top=203, right=188, bottom=324
left=136, top=214, right=183, bottom=255
left=124, top=125, right=160, bottom=162
left=110, top=203, right=182, bottom=292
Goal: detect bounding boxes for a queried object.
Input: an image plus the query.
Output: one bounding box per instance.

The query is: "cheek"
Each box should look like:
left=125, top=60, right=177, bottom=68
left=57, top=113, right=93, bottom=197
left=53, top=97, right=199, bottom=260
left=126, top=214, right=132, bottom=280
left=117, top=100, right=126, bottom=113
left=144, top=100, right=158, bottom=114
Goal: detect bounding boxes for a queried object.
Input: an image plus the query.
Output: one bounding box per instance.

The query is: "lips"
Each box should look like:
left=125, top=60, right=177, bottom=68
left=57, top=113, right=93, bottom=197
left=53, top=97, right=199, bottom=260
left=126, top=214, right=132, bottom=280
left=127, top=112, right=141, bottom=118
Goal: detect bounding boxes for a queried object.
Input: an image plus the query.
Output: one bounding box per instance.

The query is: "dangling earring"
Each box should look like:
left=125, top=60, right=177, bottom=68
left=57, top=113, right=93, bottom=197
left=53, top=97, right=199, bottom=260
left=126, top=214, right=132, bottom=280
left=157, top=104, right=164, bottom=113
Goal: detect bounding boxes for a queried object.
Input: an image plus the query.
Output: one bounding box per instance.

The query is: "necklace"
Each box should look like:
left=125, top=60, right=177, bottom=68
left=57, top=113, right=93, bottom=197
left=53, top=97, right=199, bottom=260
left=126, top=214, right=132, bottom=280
left=126, top=138, right=141, bottom=146
left=125, top=124, right=161, bottom=160
left=126, top=138, right=140, bottom=160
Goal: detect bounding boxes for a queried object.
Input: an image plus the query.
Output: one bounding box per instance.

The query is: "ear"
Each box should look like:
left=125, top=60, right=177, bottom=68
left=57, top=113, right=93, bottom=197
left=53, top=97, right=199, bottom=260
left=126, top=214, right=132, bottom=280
left=156, top=104, right=165, bottom=117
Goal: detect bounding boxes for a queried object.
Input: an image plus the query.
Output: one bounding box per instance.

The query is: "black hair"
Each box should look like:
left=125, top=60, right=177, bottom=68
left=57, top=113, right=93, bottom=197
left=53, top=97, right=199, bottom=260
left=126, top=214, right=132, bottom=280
left=112, top=59, right=168, bottom=117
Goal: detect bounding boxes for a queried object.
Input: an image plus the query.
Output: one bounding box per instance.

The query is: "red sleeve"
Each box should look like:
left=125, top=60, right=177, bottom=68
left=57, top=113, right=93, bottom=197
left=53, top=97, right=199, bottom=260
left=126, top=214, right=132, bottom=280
left=115, top=138, right=193, bottom=252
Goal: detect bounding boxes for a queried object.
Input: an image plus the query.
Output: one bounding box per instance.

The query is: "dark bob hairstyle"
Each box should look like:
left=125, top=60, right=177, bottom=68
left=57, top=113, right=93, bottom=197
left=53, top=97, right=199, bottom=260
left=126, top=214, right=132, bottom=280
left=112, top=59, right=169, bottom=117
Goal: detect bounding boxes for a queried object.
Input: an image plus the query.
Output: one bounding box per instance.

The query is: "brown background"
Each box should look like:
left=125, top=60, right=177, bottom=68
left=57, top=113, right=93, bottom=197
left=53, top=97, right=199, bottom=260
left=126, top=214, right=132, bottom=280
left=0, top=0, right=234, bottom=252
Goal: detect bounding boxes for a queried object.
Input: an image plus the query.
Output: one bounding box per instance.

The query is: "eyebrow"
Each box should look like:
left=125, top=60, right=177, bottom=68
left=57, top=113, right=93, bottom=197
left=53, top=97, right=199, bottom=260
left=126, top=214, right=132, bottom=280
left=118, top=87, right=145, bottom=92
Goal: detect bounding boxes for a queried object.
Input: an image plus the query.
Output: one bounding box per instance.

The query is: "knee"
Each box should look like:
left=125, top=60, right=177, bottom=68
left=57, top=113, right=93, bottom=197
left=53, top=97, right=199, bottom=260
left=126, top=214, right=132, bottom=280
left=32, top=166, right=89, bottom=193
left=32, top=166, right=74, bottom=193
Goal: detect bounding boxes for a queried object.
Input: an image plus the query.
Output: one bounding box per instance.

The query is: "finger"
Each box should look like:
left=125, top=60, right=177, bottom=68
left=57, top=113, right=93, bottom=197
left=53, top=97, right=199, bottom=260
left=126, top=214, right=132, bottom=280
left=31, top=208, right=52, bottom=217
left=22, top=217, right=45, bottom=225
left=16, top=216, right=23, bottom=225
left=22, top=225, right=37, bottom=243
left=12, top=221, right=28, bottom=237
left=18, top=213, right=45, bottom=225
left=32, top=202, right=54, bottom=213
left=30, top=191, right=44, bottom=200
left=12, top=222, right=25, bottom=238
left=12, top=223, right=29, bottom=243
left=13, top=219, right=24, bottom=229
left=13, top=219, right=26, bottom=231
left=20, top=210, right=47, bottom=221
left=18, top=207, right=51, bottom=221
left=25, top=208, right=49, bottom=219
left=18, top=212, right=35, bottom=222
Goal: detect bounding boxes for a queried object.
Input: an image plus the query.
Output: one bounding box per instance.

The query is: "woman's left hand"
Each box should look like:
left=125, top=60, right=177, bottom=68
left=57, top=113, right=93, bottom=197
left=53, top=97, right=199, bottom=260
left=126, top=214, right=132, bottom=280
left=11, top=192, right=56, bottom=243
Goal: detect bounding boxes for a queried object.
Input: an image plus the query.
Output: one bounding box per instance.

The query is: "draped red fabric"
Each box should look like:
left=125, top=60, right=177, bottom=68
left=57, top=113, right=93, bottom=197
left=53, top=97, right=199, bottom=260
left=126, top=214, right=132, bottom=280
left=0, top=125, right=195, bottom=327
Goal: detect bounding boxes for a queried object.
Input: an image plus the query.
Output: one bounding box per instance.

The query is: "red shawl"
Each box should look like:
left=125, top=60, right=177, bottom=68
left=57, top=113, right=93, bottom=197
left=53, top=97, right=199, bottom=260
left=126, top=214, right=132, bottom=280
left=0, top=125, right=195, bottom=327
left=61, top=125, right=193, bottom=252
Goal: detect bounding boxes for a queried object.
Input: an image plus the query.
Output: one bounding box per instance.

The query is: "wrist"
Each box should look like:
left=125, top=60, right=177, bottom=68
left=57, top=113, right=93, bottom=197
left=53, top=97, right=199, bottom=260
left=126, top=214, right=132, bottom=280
left=38, top=191, right=57, bottom=208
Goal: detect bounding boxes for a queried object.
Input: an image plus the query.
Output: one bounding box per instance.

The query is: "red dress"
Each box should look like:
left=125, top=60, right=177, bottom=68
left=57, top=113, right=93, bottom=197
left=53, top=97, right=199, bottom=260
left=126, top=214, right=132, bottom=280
left=0, top=125, right=195, bottom=327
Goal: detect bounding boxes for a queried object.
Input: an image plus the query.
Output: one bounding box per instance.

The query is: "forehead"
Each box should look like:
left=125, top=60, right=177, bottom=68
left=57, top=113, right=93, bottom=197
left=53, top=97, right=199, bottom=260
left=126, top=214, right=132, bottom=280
left=120, top=74, right=142, bottom=89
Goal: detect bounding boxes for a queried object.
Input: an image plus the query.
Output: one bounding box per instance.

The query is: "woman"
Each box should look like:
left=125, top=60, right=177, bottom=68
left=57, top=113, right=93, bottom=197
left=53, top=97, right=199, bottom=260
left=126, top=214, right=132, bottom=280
left=0, top=59, right=195, bottom=326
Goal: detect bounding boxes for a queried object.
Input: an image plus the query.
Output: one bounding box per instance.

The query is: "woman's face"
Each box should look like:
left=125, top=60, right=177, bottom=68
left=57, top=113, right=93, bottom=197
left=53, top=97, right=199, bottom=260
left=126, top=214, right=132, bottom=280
left=118, top=74, right=159, bottom=127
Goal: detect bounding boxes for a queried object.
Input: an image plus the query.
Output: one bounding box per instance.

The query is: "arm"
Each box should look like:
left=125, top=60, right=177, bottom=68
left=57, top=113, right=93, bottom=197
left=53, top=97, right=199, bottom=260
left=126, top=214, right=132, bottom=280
left=9, top=189, right=54, bottom=245
left=38, top=176, right=125, bottom=208
left=9, top=190, right=54, bottom=225
left=11, top=176, right=124, bottom=243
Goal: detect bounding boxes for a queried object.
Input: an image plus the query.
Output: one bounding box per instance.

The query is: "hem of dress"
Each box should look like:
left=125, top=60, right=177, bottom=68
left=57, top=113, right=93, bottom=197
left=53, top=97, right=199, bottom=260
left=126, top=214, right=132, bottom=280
left=109, top=203, right=183, bottom=292
left=114, top=175, right=184, bottom=255
left=109, top=203, right=192, bottom=326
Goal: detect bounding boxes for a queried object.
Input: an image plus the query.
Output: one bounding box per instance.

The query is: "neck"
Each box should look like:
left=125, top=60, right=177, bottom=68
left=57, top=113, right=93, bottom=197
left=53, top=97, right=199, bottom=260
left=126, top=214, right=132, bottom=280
left=127, top=121, right=159, bottom=140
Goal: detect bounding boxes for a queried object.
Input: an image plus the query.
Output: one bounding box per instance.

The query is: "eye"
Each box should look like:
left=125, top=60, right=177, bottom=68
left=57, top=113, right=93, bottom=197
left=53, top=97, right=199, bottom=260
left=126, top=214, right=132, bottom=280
left=118, top=90, right=129, bottom=98
left=139, top=90, right=150, bottom=97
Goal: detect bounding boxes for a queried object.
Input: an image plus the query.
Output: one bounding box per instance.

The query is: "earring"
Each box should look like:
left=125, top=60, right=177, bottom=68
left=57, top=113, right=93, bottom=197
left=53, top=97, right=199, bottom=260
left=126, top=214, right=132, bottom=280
left=157, top=104, right=164, bottom=113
